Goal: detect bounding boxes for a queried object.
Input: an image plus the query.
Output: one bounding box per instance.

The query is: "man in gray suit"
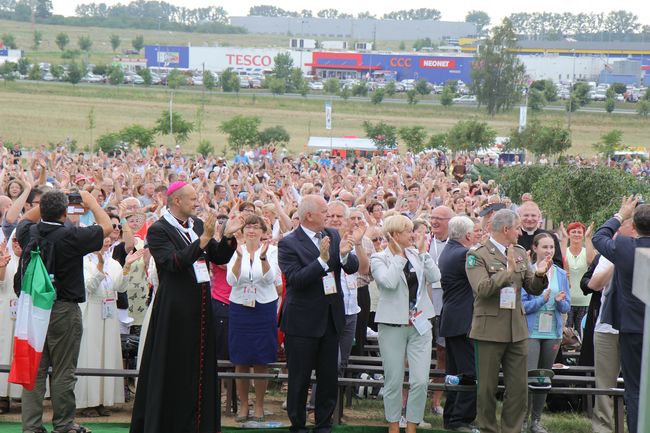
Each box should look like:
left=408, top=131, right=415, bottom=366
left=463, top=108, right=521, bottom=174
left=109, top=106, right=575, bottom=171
left=465, top=209, right=550, bottom=433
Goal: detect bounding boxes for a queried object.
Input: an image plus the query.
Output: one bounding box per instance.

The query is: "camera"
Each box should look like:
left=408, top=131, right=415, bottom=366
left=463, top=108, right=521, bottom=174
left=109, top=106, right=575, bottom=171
left=67, top=193, right=82, bottom=205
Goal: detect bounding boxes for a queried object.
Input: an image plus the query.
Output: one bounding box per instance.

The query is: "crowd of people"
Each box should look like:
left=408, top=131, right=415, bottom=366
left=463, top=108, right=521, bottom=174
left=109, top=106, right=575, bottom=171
left=0, top=142, right=646, bottom=433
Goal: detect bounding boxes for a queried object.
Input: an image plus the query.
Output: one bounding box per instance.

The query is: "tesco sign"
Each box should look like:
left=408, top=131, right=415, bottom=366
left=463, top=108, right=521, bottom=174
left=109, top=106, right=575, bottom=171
left=225, top=54, right=273, bottom=67
left=419, top=58, right=456, bottom=69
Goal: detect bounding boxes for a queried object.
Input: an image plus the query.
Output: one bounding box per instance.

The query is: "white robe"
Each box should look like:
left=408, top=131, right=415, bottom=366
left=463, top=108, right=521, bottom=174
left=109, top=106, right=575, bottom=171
left=0, top=255, right=21, bottom=398
left=75, top=253, right=126, bottom=408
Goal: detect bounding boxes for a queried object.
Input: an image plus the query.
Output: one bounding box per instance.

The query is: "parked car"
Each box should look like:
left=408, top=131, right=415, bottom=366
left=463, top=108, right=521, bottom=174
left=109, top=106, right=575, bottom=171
left=308, top=81, right=324, bottom=91
left=452, top=95, right=477, bottom=103
left=42, top=72, right=55, bottom=81
left=81, top=73, right=103, bottom=83
left=190, top=76, right=203, bottom=86
left=132, top=74, right=144, bottom=85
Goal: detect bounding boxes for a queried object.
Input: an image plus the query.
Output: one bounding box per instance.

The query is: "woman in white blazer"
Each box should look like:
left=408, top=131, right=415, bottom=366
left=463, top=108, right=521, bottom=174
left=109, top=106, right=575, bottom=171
left=371, top=215, right=441, bottom=433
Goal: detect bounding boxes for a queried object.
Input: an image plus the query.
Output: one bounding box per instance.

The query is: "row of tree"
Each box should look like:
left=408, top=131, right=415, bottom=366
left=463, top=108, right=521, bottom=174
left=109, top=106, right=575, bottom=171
left=508, top=10, right=650, bottom=39
left=247, top=5, right=443, bottom=21
left=0, top=0, right=243, bottom=34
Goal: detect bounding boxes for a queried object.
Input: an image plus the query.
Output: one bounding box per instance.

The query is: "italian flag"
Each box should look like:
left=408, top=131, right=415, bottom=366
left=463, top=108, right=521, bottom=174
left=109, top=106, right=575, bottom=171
left=8, top=251, right=56, bottom=391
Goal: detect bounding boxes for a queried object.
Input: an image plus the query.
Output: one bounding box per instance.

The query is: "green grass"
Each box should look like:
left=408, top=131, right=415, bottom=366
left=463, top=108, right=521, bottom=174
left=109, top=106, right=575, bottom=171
left=0, top=79, right=648, bottom=156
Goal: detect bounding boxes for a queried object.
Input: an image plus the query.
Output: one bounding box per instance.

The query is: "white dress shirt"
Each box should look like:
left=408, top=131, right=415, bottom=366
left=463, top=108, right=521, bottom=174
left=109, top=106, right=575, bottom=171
left=227, top=245, right=280, bottom=305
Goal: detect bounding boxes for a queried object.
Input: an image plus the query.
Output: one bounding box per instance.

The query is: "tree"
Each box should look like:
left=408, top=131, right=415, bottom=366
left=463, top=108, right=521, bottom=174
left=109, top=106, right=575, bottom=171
left=371, top=88, right=385, bottom=104
left=289, top=67, right=307, bottom=95
left=383, top=9, right=441, bottom=20
left=55, top=32, right=69, bottom=52
left=87, top=106, right=96, bottom=150
left=351, top=82, right=368, bottom=97
left=572, top=82, right=591, bottom=107
left=470, top=19, right=526, bottom=115
left=637, top=100, right=650, bottom=117
left=132, top=35, right=144, bottom=53
left=28, top=63, right=41, bottom=81
left=413, top=37, right=433, bottom=51
left=508, top=120, right=571, bottom=157
left=384, top=81, right=396, bottom=96
left=446, top=119, right=497, bottom=153
left=415, top=79, right=431, bottom=95
left=566, top=95, right=579, bottom=113
left=13, top=2, right=31, bottom=21
left=155, top=110, right=194, bottom=144
left=32, top=30, right=43, bottom=51
left=339, top=86, right=351, bottom=100
left=219, top=115, right=261, bottom=151
left=259, top=125, right=290, bottom=146
left=440, top=85, right=455, bottom=106
left=610, top=82, right=627, bottom=95
left=96, top=132, right=124, bottom=154
left=196, top=140, right=213, bottom=157
left=120, top=124, right=155, bottom=149
left=427, top=133, right=448, bottom=150
left=50, top=64, right=64, bottom=80
left=108, top=66, right=124, bottom=85
left=167, top=69, right=186, bottom=89
left=466, top=10, right=491, bottom=36
left=17, top=57, right=30, bottom=76
left=35, top=0, right=53, bottom=18
left=78, top=35, right=92, bottom=55
left=406, top=89, right=418, bottom=105
left=271, top=53, right=293, bottom=81
left=592, top=129, right=624, bottom=157
left=0, top=62, right=16, bottom=86
left=1, top=34, right=16, bottom=49
left=398, top=126, right=427, bottom=153
left=139, top=68, right=152, bottom=86
left=220, top=68, right=240, bottom=92
left=527, top=88, right=546, bottom=111
left=317, top=9, right=339, bottom=19
left=203, top=70, right=215, bottom=90
left=605, top=98, right=616, bottom=114
left=643, top=87, right=650, bottom=101
left=267, top=77, right=287, bottom=95
left=109, top=34, right=120, bottom=52
left=362, top=121, right=397, bottom=151
left=530, top=79, right=557, bottom=102
left=399, top=41, right=406, bottom=50
left=323, top=78, right=340, bottom=95
left=66, top=62, right=82, bottom=85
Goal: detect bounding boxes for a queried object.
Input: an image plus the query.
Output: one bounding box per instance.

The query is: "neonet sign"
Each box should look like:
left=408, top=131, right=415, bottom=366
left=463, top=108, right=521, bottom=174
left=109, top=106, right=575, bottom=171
left=388, top=57, right=456, bottom=69
left=225, top=54, right=273, bottom=67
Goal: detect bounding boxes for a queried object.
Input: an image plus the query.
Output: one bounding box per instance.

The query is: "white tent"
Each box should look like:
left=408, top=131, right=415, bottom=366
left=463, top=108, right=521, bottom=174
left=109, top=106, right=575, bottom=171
left=307, top=136, right=378, bottom=151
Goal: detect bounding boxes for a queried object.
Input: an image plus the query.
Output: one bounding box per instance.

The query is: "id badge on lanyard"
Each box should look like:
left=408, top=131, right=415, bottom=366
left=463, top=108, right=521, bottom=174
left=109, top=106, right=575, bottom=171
left=102, top=298, right=115, bottom=320
left=9, top=299, right=17, bottom=321
left=193, top=259, right=210, bottom=283
left=323, top=273, right=337, bottom=295
left=241, top=285, right=257, bottom=308
left=409, top=307, right=432, bottom=335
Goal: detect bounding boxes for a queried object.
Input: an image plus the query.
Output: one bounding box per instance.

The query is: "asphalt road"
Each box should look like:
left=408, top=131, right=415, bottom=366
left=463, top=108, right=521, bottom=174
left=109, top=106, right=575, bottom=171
left=6, top=79, right=642, bottom=115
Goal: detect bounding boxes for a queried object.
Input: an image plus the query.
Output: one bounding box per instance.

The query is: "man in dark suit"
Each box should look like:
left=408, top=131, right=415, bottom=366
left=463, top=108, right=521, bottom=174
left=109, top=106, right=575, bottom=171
left=278, top=194, right=359, bottom=433
left=592, top=196, right=650, bottom=433
left=438, top=216, right=477, bottom=432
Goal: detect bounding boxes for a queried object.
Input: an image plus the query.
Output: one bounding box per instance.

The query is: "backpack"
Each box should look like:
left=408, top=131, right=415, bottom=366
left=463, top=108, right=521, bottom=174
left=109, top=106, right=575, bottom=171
left=14, top=224, right=68, bottom=297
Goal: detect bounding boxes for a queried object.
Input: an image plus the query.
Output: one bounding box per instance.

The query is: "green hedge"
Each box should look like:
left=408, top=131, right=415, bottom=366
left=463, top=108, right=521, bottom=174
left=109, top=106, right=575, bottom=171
left=498, top=165, right=650, bottom=226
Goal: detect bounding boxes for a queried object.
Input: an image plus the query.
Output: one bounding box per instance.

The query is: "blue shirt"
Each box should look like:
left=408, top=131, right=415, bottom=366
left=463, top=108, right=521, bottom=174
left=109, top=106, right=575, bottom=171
left=522, top=265, right=571, bottom=339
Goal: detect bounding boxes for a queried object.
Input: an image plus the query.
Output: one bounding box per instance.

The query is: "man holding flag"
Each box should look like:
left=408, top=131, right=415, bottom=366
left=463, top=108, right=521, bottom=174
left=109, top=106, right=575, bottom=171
left=12, top=190, right=111, bottom=433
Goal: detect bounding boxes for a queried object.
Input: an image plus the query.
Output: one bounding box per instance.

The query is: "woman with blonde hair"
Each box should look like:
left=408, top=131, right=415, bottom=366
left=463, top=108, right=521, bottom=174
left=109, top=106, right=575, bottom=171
left=371, top=215, right=440, bottom=433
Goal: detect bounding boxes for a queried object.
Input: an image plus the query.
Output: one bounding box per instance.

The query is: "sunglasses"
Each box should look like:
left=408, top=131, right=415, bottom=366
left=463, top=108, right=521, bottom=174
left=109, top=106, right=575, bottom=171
left=371, top=237, right=384, bottom=242
left=112, top=223, right=122, bottom=230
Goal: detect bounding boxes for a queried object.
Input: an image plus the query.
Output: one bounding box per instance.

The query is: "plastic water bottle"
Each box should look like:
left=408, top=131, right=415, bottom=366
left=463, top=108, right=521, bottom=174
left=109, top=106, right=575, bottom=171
left=444, top=375, right=460, bottom=385
left=241, top=420, right=283, bottom=429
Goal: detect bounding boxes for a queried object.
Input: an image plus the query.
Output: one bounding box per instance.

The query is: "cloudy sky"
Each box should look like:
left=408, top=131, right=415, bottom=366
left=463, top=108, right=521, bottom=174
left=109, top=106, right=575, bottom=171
left=52, top=0, right=650, bottom=25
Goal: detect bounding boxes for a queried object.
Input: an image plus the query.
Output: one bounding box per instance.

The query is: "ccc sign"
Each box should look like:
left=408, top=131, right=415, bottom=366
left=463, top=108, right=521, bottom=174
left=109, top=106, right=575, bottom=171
left=389, top=57, right=412, bottom=67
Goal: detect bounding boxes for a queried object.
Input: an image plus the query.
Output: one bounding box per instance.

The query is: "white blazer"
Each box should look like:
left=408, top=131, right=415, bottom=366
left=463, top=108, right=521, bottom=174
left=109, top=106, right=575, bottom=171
left=371, top=247, right=440, bottom=325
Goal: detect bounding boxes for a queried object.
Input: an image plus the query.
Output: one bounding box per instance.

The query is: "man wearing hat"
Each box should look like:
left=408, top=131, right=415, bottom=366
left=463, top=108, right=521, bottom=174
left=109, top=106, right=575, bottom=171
left=131, top=181, right=243, bottom=433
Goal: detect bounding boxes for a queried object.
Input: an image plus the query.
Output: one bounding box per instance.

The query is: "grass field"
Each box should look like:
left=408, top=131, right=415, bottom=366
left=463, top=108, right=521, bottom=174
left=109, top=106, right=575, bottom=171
left=0, top=19, right=410, bottom=66
left=1, top=80, right=648, bottom=156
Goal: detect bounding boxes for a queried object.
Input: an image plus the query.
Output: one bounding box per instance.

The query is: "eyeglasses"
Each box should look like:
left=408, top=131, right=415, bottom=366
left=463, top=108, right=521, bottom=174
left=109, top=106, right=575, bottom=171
left=112, top=223, right=122, bottom=230
left=430, top=216, right=451, bottom=221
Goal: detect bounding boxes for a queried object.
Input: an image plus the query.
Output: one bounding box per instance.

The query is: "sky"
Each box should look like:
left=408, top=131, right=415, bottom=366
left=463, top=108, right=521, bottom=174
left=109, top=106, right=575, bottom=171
left=52, top=1, right=650, bottom=25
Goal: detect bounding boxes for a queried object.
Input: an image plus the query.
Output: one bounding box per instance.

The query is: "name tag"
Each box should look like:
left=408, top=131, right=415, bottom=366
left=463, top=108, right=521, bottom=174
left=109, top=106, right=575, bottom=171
left=9, top=299, right=17, bottom=321
left=410, top=308, right=432, bottom=336
left=345, top=274, right=357, bottom=290
left=241, top=285, right=256, bottom=308
left=323, top=273, right=337, bottom=295
left=193, top=259, right=210, bottom=283
left=538, top=312, right=554, bottom=333
left=500, top=287, right=516, bottom=310
left=102, top=298, right=115, bottom=320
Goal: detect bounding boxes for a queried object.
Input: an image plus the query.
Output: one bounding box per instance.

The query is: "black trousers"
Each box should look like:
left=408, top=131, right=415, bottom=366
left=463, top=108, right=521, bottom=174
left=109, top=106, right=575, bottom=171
left=284, top=308, right=339, bottom=433
left=351, top=285, right=370, bottom=357
left=443, top=334, right=477, bottom=429
left=620, top=332, right=642, bottom=433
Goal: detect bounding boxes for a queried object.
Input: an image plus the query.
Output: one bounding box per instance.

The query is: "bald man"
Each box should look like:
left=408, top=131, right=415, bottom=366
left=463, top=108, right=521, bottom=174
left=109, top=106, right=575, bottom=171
left=516, top=201, right=563, bottom=268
